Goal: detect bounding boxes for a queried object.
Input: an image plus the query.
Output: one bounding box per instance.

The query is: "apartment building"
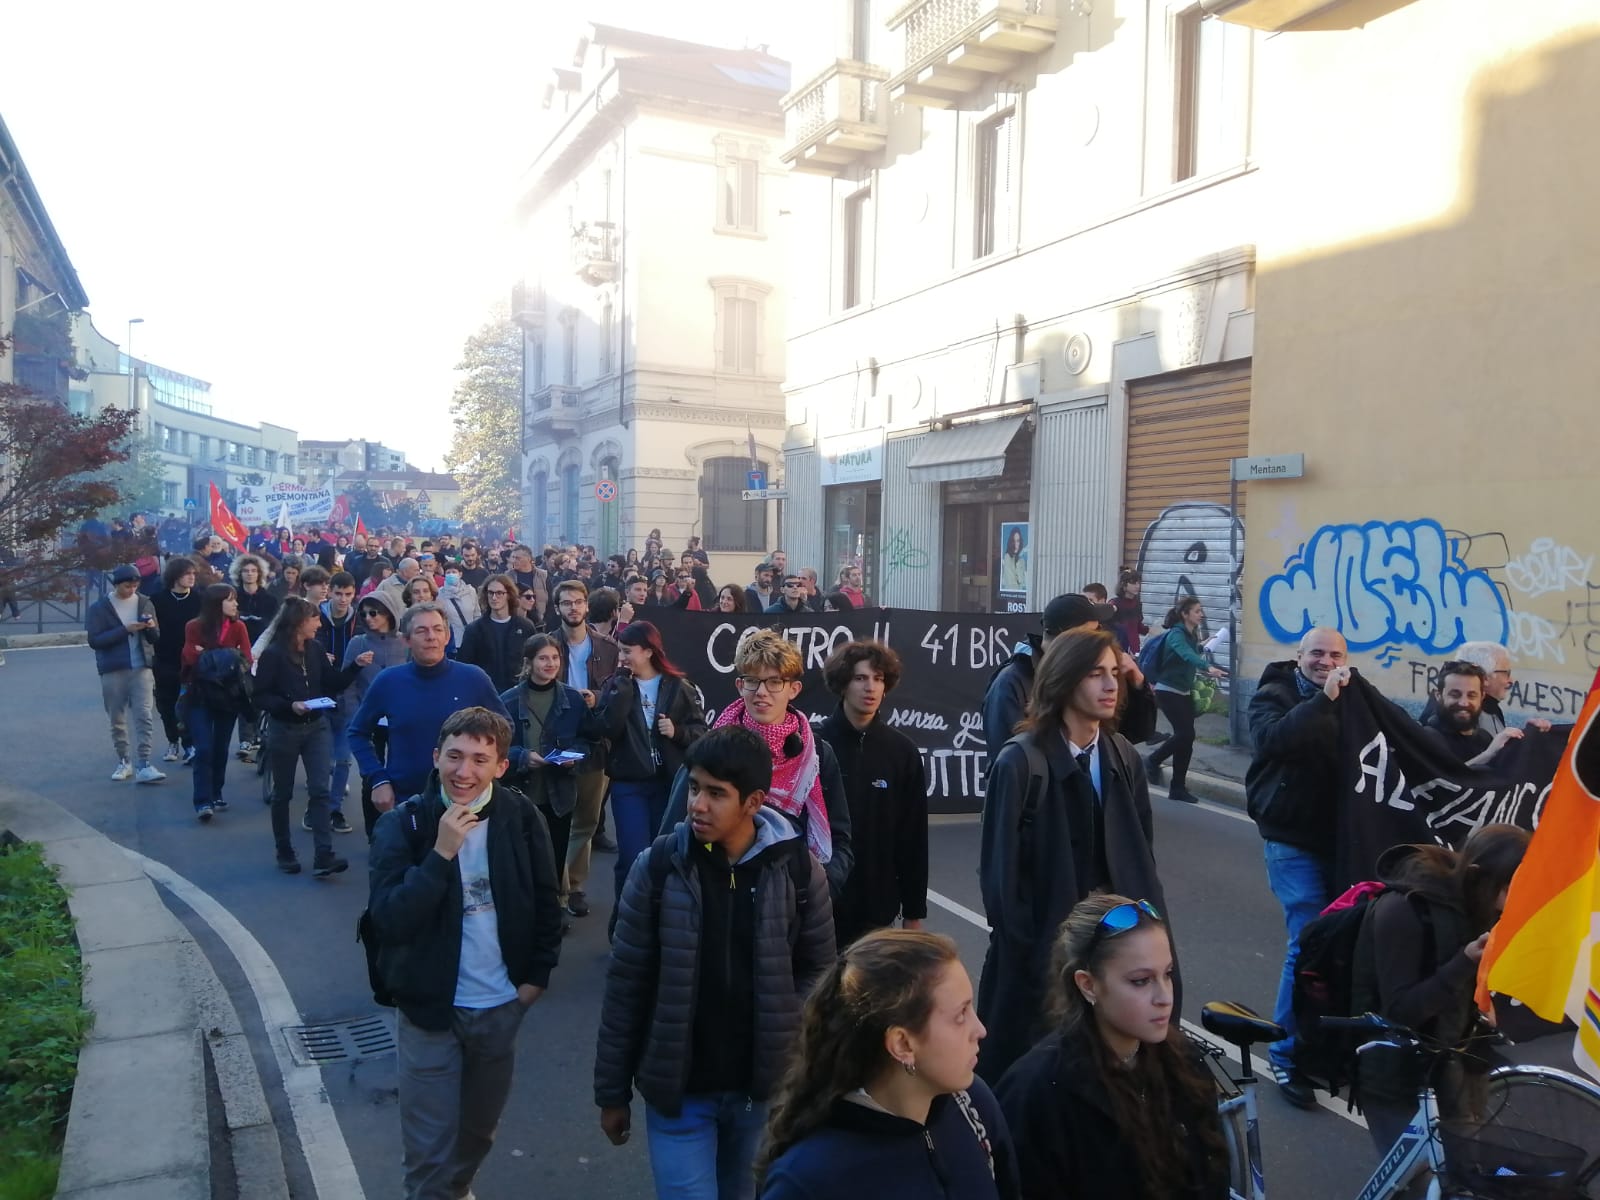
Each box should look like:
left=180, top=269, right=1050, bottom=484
left=298, top=439, right=409, bottom=488
left=780, top=0, right=1600, bottom=718
left=514, top=24, right=789, bottom=575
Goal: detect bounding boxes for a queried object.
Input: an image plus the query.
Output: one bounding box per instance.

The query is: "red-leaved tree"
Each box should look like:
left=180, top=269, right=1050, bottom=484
left=0, top=333, right=137, bottom=597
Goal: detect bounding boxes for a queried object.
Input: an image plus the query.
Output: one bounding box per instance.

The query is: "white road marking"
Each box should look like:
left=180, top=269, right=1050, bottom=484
left=130, top=851, right=369, bottom=1198
left=926, top=885, right=1366, bottom=1127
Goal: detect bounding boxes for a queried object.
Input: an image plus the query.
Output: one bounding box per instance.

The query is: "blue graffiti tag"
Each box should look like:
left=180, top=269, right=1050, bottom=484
left=1259, top=519, right=1508, bottom=653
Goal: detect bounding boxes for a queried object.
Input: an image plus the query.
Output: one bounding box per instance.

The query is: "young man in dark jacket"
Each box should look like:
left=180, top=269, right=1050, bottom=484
left=1243, top=625, right=1348, bottom=1108
left=982, top=592, right=1158, bottom=766
left=595, top=726, right=835, bottom=1200
left=976, top=629, right=1169, bottom=1083
left=817, top=639, right=927, bottom=948
left=764, top=574, right=813, bottom=614
left=368, top=707, right=563, bottom=1200
left=150, top=556, right=202, bottom=764
left=552, top=579, right=620, bottom=918
left=86, top=564, right=165, bottom=784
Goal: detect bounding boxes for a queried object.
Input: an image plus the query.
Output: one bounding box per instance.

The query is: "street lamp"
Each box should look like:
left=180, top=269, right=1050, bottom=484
left=126, top=318, right=144, bottom=412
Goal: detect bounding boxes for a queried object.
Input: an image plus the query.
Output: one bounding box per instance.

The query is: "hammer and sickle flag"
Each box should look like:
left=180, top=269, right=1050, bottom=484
left=208, top=483, right=249, bottom=552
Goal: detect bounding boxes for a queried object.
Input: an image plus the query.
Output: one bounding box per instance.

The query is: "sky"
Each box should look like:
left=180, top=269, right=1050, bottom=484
left=2, top=0, right=794, bottom=471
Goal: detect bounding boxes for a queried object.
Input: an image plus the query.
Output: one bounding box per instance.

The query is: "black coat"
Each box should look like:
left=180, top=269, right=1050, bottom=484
left=366, top=778, right=563, bottom=1031
left=976, top=727, right=1169, bottom=1082
left=597, top=672, right=707, bottom=782
left=817, top=708, right=928, bottom=946
left=457, top=614, right=538, bottom=693
left=1244, top=661, right=1341, bottom=853
left=995, top=1027, right=1229, bottom=1200
left=982, top=636, right=1159, bottom=766
left=253, top=641, right=358, bottom=720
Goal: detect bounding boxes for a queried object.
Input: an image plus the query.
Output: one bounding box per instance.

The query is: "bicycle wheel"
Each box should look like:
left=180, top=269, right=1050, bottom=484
left=1479, top=1066, right=1600, bottom=1198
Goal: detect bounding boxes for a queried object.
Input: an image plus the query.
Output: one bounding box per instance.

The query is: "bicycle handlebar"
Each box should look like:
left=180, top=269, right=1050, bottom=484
left=1317, top=1013, right=1392, bottom=1033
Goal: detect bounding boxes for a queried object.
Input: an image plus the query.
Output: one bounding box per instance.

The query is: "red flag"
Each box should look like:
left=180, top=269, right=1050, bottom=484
left=329, top=492, right=350, bottom=525
left=208, top=483, right=248, bottom=551
left=355, top=513, right=368, bottom=538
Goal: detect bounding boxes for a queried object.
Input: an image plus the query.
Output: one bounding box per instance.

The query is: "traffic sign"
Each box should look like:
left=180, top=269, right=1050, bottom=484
left=1231, top=453, right=1305, bottom=481
left=746, top=469, right=765, bottom=491
left=595, top=479, right=618, bottom=503
left=183, top=497, right=197, bottom=509
left=742, top=488, right=789, bottom=501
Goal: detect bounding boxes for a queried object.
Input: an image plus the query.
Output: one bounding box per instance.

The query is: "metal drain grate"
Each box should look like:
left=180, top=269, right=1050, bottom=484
left=284, top=1014, right=396, bottom=1067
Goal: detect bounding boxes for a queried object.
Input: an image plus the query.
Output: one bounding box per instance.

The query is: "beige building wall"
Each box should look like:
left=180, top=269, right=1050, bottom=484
left=1239, top=1, right=1600, bottom=721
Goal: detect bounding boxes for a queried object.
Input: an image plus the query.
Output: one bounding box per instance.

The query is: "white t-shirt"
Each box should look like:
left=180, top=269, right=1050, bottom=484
left=637, top=674, right=663, bottom=729
left=110, top=592, right=146, bottom=670
left=566, top=635, right=592, bottom=691
left=453, top=819, right=518, bottom=1009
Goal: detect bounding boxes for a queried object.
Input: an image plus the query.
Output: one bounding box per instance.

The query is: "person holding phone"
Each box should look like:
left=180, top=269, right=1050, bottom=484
left=87, top=564, right=165, bottom=784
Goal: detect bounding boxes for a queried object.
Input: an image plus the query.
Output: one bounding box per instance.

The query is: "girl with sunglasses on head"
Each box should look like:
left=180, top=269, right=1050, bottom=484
left=996, top=894, right=1228, bottom=1200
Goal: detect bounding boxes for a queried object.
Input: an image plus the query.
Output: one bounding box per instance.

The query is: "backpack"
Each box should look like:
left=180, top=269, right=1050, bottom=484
left=192, top=646, right=253, bottom=713
left=643, top=831, right=812, bottom=934
left=1137, top=629, right=1169, bottom=678
left=355, top=798, right=429, bottom=1007
left=1290, top=882, right=1463, bottom=1100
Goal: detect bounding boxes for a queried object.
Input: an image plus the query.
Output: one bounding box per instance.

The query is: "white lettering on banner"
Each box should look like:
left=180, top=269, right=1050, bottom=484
left=887, top=709, right=948, bottom=732
left=235, top=484, right=337, bottom=525
left=919, top=622, right=1015, bottom=670
left=706, top=619, right=893, bottom=675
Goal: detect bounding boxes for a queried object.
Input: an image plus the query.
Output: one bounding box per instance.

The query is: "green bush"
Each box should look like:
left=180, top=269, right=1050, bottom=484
left=0, top=840, right=90, bottom=1200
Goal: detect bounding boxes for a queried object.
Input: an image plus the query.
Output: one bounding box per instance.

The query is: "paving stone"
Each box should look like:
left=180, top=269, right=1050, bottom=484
left=80, top=942, right=195, bottom=1042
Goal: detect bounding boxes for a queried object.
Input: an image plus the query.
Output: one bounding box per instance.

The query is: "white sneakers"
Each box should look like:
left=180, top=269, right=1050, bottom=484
left=163, top=743, right=183, bottom=762
left=111, top=760, right=134, bottom=781
left=135, top=764, right=166, bottom=785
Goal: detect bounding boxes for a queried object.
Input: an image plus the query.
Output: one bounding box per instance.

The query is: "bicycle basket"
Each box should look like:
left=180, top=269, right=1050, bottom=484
left=1440, top=1121, right=1586, bottom=1199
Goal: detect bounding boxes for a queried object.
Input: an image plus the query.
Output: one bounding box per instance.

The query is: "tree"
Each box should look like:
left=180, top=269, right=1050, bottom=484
left=445, top=310, right=521, bottom=532
left=0, top=334, right=137, bottom=595
left=99, top=436, right=169, bottom=519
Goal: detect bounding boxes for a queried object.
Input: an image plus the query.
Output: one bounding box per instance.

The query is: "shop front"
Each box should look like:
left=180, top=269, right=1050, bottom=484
left=820, top=427, right=884, bottom=603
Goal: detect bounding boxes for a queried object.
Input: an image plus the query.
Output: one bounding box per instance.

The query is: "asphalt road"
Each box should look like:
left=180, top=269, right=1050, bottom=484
left=6, top=643, right=1390, bottom=1199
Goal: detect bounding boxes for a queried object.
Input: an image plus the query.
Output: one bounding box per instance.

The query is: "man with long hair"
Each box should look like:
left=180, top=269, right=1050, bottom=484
left=976, top=629, right=1169, bottom=1081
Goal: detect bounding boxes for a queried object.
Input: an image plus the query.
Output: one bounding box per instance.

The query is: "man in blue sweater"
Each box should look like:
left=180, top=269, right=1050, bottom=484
left=349, top=602, right=509, bottom=824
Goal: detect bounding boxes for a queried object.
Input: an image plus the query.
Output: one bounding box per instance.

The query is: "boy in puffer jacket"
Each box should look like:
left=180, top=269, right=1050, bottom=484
left=594, top=726, right=835, bottom=1200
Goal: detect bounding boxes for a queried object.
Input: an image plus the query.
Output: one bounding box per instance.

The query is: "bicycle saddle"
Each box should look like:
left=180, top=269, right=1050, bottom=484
left=1201, top=1001, right=1286, bottom=1046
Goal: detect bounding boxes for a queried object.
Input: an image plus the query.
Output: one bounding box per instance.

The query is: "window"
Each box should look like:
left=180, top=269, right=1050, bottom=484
left=245, top=446, right=257, bottom=468
left=722, top=297, right=758, bottom=373
left=1173, top=7, right=1229, bottom=182
left=562, top=313, right=577, bottom=386
left=599, top=299, right=614, bottom=376
left=530, top=333, right=546, bottom=391
left=702, top=456, right=768, bottom=552
left=262, top=450, right=276, bottom=473
left=715, top=138, right=763, bottom=234
left=194, top=436, right=208, bottom=462
left=974, top=107, right=1016, bottom=259
left=162, top=481, right=181, bottom=508
left=851, top=0, right=873, bottom=61
left=531, top=471, right=549, bottom=544
left=843, top=188, right=870, bottom=310
left=560, top=464, right=580, bottom=542
left=283, top=455, right=295, bottom=476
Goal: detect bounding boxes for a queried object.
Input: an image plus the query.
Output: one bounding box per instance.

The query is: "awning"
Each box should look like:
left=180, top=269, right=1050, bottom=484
left=905, top=416, right=1027, bottom=483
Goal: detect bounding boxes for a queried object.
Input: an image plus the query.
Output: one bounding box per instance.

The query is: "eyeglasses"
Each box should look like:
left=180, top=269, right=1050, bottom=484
left=520, top=591, right=537, bottom=600
left=1088, top=900, right=1162, bottom=953
left=557, top=599, right=585, bottom=609
left=737, top=675, right=795, bottom=694
left=485, top=588, right=508, bottom=597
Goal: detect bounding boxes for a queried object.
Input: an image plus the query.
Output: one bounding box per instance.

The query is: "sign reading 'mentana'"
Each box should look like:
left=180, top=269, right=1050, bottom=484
left=1232, top=453, right=1305, bottom=481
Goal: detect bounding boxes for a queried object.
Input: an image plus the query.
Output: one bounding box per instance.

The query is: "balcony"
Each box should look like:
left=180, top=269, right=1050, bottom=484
left=526, top=385, right=581, bottom=437
left=886, top=0, right=1058, bottom=109
left=511, top=282, right=545, bottom=330
left=780, top=60, right=891, bottom=176
left=571, top=222, right=617, bottom=286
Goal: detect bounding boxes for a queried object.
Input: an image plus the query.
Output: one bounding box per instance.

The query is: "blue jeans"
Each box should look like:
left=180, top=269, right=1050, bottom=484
left=328, top=710, right=352, bottom=812
left=1263, top=839, right=1335, bottom=1070
left=185, top=702, right=234, bottom=811
left=610, top=778, right=670, bottom=904
left=645, top=1093, right=767, bottom=1200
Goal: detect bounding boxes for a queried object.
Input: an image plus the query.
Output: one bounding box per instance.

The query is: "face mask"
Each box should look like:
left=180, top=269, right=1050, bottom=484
left=445, top=573, right=460, bottom=587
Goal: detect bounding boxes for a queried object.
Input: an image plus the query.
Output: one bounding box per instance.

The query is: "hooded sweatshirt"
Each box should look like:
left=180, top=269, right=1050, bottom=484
left=339, top=588, right=409, bottom=719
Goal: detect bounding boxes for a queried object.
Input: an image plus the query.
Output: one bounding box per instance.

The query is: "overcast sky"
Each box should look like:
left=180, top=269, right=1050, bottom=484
left=2, top=1, right=794, bottom=470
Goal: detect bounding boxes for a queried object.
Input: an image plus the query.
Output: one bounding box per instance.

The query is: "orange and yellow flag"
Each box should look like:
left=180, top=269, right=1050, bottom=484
left=1477, top=667, right=1600, bottom=1081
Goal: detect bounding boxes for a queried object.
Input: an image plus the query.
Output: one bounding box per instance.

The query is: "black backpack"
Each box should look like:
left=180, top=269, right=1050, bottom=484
left=355, top=798, right=430, bottom=1008
left=193, top=646, right=253, bottom=713
left=1291, top=884, right=1463, bottom=1099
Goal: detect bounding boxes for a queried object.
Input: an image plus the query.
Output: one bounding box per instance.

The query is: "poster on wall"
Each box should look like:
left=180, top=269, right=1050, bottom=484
left=997, top=522, right=1030, bottom=610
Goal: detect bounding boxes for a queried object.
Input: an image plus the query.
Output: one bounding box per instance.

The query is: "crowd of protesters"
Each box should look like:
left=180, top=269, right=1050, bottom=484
left=67, top=514, right=1548, bottom=1200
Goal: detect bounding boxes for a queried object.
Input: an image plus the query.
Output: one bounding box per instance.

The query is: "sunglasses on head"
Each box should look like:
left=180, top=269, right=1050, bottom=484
left=1089, top=899, right=1162, bottom=952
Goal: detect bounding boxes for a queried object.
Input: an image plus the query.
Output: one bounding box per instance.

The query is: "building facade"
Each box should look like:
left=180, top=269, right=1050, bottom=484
left=780, top=0, right=1258, bottom=620
left=515, top=25, right=789, bottom=575
left=780, top=0, right=1599, bottom=724
left=70, top=315, right=299, bottom=517
left=333, top=468, right=463, bottom=523
left=297, top=439, right=409, bottom=488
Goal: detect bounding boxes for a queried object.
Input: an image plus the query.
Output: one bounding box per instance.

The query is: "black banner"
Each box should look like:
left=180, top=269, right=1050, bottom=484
left=1337, top=673, right=1570, bottom=888
left=642, top=606, right=1040, bottom=814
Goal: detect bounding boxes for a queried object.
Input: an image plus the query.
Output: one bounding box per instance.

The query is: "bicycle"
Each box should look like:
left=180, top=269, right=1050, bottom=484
left=1191, top=1000, right=1600, bottom=1199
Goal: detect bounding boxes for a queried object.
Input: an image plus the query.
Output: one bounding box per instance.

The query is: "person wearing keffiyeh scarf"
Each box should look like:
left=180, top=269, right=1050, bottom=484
left=658, top=630, right=855, bottom=899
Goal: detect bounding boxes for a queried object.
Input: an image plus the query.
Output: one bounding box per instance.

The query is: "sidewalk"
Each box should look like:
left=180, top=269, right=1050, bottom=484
left=1146, top=706, right=1251, bottom=809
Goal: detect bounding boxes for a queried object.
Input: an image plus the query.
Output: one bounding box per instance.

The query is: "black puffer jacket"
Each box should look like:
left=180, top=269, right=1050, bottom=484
left=597, top=672, right=707, bottom=783
left=1244, top=660, right=1341, bottom=853
left=367, top=778, right=564, bottom=1032
left=593, top=809, right=835, bottom=1116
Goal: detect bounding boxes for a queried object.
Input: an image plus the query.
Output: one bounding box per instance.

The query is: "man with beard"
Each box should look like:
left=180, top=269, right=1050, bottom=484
left=1423, top=660, right=1526, bottom=767
left=1244, top=626, right=1350, bottom=1108
left=458, top=542, right=490, bottom=589
left=552, top=580, right=619, bottom=919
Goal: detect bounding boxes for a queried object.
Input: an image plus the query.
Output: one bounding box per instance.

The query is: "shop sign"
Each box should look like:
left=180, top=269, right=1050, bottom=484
left=820, top=426, right=885, bottom=486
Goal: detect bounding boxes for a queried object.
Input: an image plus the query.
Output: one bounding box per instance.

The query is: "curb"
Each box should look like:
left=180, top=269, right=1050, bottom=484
left=0, top=631, right=87, bottom=649
left=0, top=785, right=287, bottom=1200
left=1185, top=769, right=1247, bottom=810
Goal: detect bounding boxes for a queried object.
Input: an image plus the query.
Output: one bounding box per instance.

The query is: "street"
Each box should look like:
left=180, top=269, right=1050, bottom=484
left=7, top=643, right=1383, bottom=1199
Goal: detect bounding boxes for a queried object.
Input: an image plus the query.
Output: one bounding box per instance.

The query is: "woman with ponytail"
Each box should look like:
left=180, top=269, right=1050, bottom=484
left=758, top=930, right=1018, bottom=1198
left=995, top=894, right=1227, bottom=1200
